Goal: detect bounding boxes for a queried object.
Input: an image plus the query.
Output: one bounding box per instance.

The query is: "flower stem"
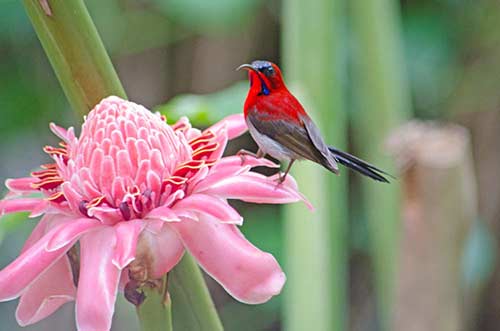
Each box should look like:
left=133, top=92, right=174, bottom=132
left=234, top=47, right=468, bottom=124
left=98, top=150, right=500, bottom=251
left=22, top=0, right=126, bottom=117
left=169, top=254, right=223, bottom=331
left=136, top=275, right=173, bottom=331
left=23, top=1, right=222, bottom=329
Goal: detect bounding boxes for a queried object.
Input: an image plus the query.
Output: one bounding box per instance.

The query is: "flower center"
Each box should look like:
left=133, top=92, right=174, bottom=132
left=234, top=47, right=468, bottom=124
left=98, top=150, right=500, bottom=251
left=30, top=98, right=222, bottom=223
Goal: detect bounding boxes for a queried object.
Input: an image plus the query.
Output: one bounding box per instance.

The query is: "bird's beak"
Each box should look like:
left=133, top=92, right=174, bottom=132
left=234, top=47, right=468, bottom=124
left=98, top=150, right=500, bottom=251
left=236, top=63, right=258, bottom=73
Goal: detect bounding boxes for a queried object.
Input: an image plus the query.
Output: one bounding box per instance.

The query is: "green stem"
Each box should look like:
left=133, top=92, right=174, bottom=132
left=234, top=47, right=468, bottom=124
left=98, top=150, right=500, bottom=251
left=137, top=275, right=173, bottom=331
left=23, top=0, right=126, bottom=117
left=282, top=0, right=347, bottom=330
left=169, top=254, right=223, bottom=331
left=23, top=1, right=222, bottom=330
left=350, top=0, right=410, bottom=329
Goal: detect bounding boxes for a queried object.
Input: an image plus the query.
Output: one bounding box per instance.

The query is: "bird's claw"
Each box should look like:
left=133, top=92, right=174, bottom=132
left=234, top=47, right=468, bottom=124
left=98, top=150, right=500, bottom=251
left=236, top=149, right=254, bottom=165
left=274, top=171, right=286, bottom=186
left=236, top=149, right=265, bottom=166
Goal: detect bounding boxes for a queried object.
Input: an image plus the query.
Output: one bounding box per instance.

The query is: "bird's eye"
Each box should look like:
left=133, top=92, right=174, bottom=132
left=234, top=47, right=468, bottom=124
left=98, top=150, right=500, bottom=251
left=264, top=66, right=274, bottom=76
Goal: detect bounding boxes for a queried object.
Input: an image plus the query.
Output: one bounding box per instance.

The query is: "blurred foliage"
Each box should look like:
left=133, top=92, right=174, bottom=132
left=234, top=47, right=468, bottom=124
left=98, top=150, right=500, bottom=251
left=155, top=81, right=248, bottom=126
left=0, top=212, right=29, bottom=246
left=462, top=219, right=497, bottom=289
left=86, top=0, right=189, bottom=55
left=152, top=0, right=262, bottom=33
left=402, top=5, right=458, bottom=117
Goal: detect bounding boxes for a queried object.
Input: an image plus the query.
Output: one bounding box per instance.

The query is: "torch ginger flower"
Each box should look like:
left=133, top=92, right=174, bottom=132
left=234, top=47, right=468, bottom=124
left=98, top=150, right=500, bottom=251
left=0, top=96, right=310, bottom=330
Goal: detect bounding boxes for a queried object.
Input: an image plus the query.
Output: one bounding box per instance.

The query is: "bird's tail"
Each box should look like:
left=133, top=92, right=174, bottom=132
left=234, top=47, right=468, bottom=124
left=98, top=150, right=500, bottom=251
left=328, top=146, right=392, bottom=183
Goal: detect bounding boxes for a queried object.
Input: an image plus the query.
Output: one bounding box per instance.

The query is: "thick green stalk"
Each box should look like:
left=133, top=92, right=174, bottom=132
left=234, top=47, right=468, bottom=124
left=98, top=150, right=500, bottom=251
left=23, top=1, right=221, bottom=330
left=23, top=0, right=126, bottom=116
left=169, top=254, right=223, bottom=331
left=137, top=275, right=173, bottom=331
left=350, top=0, right=410, bottom=329
left=282, top=0, right=347, bottom=330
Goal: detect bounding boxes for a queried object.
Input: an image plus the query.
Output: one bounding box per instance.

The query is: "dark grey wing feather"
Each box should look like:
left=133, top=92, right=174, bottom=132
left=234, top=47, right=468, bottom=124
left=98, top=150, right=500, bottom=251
left=246, top=113, right=319, bottom=161
left=246, top=111, right=339, bottom=173
left=300, top=115, right=339, bottom=173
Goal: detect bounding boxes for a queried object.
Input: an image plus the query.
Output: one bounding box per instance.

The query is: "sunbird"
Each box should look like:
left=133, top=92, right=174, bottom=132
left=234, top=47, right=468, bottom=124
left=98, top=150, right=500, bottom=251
left=237, top=60, right=390, bottom=183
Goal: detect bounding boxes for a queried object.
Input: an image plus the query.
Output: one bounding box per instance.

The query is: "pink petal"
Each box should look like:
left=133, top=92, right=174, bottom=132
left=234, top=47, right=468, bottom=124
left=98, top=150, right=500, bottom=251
left=21, top=214, right=70, bottom=254
left=145, top=205, right=181, bottom=222
left=137, top=225, right=184, bottom=279
left=46, top=218, right=102, bottom=251
left=49, top=122, right=75, bottom=143
left=213, top=155, right=280, bottom=170
left=0, top=222, right=77, bottom=301
left=29, top=200, right=50, bottom=218
left=204, top=127, right=228, bottom=161
left=62, top=182, right=84, bottom=213
left=188, top=156, right=279, bottom=195
left=171, top=215, right=285, bottom=304
left=112, top=219, right=145, bottom=269
left=0, top=198, right=44, bottom=216
left=207, top=114, right=247, bottom=139
left=194, top=172, right=312, bottom=209
left=87, top=205, right=123, bottom=225
left=172, top=194, right=243, bottom=225
left=76, top=227, right=120, bottom=331
left=16, top=256, right=76, bottom=326
left=5, top=177, right=38, bottom=193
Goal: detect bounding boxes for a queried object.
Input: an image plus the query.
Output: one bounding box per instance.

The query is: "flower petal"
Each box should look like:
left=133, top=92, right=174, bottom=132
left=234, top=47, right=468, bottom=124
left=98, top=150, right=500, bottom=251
left=20, top=215, right=58, bottom=253
left=137, top=225, right=184, bottom=279
left=0, top=198, right=44, bottom=216
left=87, top=205, right=123, bottom=225
left=171, top=215, right=285, bottom=304
left=195, top=172, right=312, bottom=209
left=15, top=256, right=75, bottom=326
left=207, top=114, right=247, bottom=140
left=0, top=222, right=76, bottom=301
left=76, top=227, right=120, bottom=331
left=50, top=122, right=75, bottom=143
left=112, top=219, right=145, bottom=269
left=46, top=217, right=102, bottom=251
left=5, top=177, right=38, bottom=194
left=145, top=205, right=180, bottom=222
left=213, top=155, right=280, bottom=170
left=172, top=194, right=243, bottom=225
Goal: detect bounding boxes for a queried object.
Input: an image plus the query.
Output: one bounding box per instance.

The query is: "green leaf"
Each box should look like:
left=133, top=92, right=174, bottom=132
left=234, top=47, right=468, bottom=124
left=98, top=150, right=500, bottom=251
left=155, top=81, right=248, bottom=127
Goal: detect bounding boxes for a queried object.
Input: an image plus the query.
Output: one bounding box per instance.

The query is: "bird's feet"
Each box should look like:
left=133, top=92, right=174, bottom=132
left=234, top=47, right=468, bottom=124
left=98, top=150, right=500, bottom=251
left=274, top=171, right=287, bottom=186
left=236, top=149, right=265, bottom=165
left=274, top=159, right=295, bottom=186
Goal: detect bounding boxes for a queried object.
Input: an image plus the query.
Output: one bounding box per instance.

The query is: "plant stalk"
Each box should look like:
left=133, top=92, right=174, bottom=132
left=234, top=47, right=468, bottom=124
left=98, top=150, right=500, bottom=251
left=350, top=0, right=411, bottom=329
left=282, top=0, right=348, bottom=330
left=136, top=275, right=173, bottom=331
left=23, top=0, right=126, bottom=117
left=169, top=253, right=224, bottom=331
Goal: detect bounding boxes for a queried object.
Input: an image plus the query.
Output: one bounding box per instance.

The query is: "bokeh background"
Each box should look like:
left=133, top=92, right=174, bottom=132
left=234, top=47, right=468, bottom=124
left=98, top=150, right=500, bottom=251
left=1, top=0, right=499, bottom=330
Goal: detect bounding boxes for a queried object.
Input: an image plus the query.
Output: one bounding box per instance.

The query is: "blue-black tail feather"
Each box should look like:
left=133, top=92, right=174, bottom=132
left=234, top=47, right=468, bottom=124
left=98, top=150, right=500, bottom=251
left=328, top=146, right=392, bottom=183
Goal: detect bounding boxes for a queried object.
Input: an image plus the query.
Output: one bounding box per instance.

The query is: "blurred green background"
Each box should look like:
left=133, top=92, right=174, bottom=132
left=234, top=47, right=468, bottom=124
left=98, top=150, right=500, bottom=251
left=1, top=0, right=500, bottom=330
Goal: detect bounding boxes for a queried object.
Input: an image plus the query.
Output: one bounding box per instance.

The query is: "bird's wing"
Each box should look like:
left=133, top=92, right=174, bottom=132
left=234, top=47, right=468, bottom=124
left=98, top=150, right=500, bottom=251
left=300, top=114, right=338, bottom=172
left=246, top=110, right=327, bottom=164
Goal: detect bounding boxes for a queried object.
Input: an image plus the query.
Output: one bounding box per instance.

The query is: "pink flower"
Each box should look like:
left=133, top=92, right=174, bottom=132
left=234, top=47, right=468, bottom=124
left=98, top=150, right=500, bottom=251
left=0, top=96, right=309, bottom=330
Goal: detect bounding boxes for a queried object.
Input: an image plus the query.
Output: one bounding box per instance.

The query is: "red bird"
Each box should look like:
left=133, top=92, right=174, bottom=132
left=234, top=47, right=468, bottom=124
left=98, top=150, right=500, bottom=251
left=238, top=60, right=390, bottom=183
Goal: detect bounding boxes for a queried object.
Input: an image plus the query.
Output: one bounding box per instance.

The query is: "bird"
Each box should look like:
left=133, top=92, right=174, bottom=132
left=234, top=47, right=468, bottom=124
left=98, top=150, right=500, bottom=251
left=237, top=60, right=391, bottom=183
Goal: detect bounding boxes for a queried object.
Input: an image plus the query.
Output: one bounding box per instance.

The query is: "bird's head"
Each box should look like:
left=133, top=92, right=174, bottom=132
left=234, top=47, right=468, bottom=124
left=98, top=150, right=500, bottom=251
left=237, top=60, right=285, bottom=96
